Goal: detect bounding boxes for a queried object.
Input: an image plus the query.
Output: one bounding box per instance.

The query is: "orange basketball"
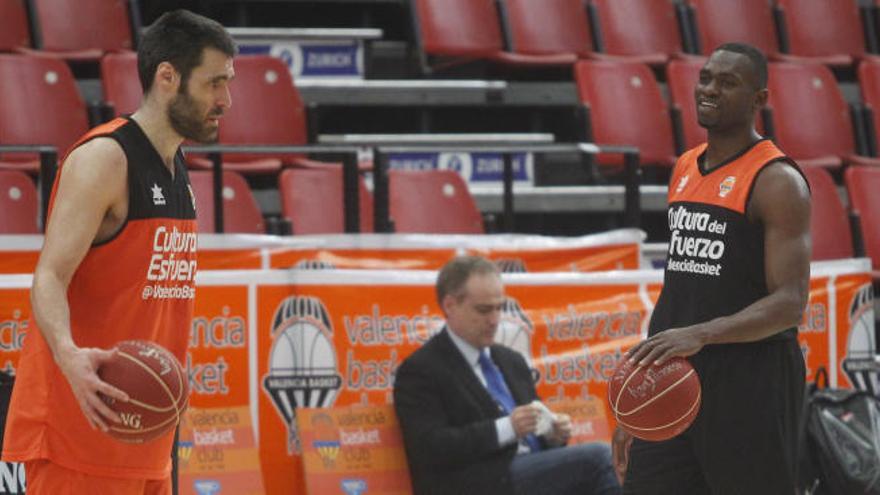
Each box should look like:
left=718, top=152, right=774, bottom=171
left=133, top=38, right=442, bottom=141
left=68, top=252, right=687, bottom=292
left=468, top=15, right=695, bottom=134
left=98, top=340, right=188, bottom=444
left=608, top=356, right=701, bottom=441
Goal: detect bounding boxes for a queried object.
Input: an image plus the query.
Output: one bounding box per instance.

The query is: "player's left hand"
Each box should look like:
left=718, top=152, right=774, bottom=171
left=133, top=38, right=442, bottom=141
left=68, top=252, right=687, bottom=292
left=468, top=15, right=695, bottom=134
left=546, top=413, right=572, bottom=446
left=626, top=326, right=707, bottom=367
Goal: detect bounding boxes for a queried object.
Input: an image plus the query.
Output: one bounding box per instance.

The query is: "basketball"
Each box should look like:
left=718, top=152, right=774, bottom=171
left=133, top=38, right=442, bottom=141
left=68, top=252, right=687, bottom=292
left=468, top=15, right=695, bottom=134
left=97, top=340, right=189, bottom=444
left=608, top=356, right=701, bottom=441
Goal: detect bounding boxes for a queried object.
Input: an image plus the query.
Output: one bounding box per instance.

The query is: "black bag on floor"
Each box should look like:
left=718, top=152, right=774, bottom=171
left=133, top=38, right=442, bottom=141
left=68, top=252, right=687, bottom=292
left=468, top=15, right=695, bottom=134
left=799, top=367, right=880, bottom=495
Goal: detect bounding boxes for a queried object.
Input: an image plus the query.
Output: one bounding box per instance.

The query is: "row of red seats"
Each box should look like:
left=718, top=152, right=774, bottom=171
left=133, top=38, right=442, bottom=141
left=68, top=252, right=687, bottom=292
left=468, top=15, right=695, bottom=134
left=0, top=167, right=483, bottom=236
left=0, top=0, right=134, bottom=61
left=1, top=0, right=876, bottom=70
left=4, top=52, right=880, bottom=176
left=582, top=57, right=880, bottom=170
left=0, top=53, right=319, bottom=174
left=415, top=0, right=875, bottom=71
left=3, top=165, right=878, bottom=273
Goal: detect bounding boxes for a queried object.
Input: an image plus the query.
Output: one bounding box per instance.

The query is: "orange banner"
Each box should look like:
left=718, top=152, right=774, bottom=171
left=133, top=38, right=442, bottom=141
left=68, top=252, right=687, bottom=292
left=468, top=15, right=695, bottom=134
left=0, top=230, right=644, bottom=274
left=178, top=406, right=265, bottom=495
left=543, top=396, right=611, bottom=445
left=297, top=404, right=412, bottom=495
left=189, top=286, right=252, bottom=408
left=0, top=258, right=873, bottom=495
left=0, top=285, right=29, bottom=374
left=834, top=274, right=876, bottom=390
left=799, top=276, right=831, bottom=380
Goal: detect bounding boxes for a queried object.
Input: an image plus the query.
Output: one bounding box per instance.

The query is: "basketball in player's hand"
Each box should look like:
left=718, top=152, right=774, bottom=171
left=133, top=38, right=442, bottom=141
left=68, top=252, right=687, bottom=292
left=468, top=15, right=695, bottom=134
left=98, top=340, right=189, bottom=443
left=608, top=356, right=701, bottom=441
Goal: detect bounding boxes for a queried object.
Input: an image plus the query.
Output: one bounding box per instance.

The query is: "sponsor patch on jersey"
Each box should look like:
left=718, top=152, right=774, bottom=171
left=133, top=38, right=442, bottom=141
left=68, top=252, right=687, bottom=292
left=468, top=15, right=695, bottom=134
left=718, top=176, right=736, bottom=198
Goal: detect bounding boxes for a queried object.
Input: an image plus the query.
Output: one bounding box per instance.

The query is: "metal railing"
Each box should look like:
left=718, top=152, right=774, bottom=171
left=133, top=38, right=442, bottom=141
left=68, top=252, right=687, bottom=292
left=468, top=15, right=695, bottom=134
left=183, top=145, right=362, bottom=233
left=373, top=143, right=641, bottom=232
left=9, top=142, right=641, bottom=235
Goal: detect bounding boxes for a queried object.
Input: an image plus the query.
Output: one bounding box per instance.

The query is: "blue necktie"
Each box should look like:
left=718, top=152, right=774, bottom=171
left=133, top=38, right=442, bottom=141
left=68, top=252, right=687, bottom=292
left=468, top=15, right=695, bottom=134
left=478, top=351, right=542, bottom=452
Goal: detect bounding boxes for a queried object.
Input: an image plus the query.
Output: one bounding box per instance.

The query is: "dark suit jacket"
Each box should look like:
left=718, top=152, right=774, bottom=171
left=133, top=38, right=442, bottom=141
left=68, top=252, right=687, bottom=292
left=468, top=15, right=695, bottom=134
left=393, top=328, right=542, bottom=495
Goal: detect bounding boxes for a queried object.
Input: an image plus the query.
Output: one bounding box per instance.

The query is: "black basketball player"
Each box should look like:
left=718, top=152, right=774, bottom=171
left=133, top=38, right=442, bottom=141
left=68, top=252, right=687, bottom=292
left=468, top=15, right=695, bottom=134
left=614, top=43, right=811, bottom=494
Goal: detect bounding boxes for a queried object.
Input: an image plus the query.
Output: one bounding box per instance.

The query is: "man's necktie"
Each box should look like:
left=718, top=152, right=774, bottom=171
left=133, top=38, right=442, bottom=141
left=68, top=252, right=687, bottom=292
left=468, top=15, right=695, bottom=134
left=478, top=351, right=542, bottom=452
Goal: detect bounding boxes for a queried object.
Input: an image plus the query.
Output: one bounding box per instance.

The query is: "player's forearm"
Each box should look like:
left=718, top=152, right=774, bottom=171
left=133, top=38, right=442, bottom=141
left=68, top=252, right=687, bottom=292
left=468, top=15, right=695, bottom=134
left=698, top=285, right=807, bottom=345
left=30, top=270, right=78, bottom=364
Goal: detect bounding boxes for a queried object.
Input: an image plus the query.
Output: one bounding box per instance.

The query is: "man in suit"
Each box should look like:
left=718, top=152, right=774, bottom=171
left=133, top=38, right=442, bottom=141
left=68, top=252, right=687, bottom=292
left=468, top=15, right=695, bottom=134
left=393, top=256, right=620, bottom=495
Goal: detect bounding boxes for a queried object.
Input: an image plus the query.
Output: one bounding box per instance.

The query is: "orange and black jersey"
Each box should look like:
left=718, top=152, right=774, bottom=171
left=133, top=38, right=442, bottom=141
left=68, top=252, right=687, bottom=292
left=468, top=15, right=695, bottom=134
left=3, top=117, right=197, bottom=479
left=648, top=139, right=808, bottom=342
left=50, top=116, right=197, bottom=226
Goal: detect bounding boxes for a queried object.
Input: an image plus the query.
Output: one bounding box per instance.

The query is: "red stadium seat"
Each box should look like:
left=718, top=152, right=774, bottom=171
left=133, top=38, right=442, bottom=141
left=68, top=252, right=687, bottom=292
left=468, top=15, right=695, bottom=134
left=666, top=57, right=707, bottom=153
left=22, top=0, right=134, bottom=61
left=766, top=62, right=880, bottom=170
left=0, top=54, right=89, bottom=173
left=857, top=58, right=880, bottom=156
left=389, top=169, right=483, bottom=233
left=188, top=55, right=333, bottom=174
left=501, top=0, right=593, bottom=62
left=687, top=0, right=781, bottom=58
left=574, top=60, right=677, bottom=168
left=100, top=51, right=141, bottom=116
left=0, top=0, right=31, bottom=51
left=589, top=0, right=685, bottom=65
left=188, top=170, right=265, bottom=234
left=800, top=167, right=854, bottom=261
left=0, top=171, right=38, bottom=234
left=412, top=0, right=576, bottom=71
left=103, top=54, right=336, bottom=174
left=775, top=0, right=866, bottom=67
left=278, top=167, right=374, bottom=234
left=844, top=166, right=880, bottom=276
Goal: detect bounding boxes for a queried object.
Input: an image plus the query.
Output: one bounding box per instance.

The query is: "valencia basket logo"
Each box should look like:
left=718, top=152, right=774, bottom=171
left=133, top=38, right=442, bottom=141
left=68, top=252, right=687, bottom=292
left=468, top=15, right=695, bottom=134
left=263, top=296, right=343, bottom=454
left=495, top=297, right=537, bottom=381
left=842, top=284, right=878, bottom=394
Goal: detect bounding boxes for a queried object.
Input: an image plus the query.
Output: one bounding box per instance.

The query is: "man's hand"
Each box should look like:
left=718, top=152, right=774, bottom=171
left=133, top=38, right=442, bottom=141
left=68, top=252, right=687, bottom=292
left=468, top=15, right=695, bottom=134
left=612, top=426, right=633, bottom=484
left=626, top=325, right=707, bottom=367
left=510, top=403, right=540, bottom=438
left=56, top=345, right=129, bottom=432
left=546, top=412, right=572, bottom=446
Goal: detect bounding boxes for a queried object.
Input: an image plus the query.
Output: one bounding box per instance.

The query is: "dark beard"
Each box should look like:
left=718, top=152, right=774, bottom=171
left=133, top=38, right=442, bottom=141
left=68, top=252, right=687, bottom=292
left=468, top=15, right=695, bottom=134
left=168, top=91, right=219, bottom=143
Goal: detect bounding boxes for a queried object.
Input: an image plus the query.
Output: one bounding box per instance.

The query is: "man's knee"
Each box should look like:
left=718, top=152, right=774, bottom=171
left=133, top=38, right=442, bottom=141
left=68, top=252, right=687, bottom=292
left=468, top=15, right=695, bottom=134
left=568, top=442, right=613, bottom=468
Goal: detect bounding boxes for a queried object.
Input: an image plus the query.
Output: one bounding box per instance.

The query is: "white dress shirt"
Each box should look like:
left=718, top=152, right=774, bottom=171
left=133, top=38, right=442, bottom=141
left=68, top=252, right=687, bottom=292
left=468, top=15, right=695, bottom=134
left=446, top=328, right=530, bottom=453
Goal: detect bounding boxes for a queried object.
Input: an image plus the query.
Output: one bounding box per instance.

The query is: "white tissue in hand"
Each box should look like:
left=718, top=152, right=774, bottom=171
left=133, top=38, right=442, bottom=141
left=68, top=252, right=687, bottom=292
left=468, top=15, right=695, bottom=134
left=531, top=400, right=555, bottom=436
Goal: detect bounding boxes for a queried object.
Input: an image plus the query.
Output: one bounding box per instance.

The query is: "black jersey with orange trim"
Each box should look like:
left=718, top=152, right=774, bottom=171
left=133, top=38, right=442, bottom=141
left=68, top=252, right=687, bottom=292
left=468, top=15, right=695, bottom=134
left=3, top=117, right=197, bottom=479
left=648, top=139, right=806, bottom=342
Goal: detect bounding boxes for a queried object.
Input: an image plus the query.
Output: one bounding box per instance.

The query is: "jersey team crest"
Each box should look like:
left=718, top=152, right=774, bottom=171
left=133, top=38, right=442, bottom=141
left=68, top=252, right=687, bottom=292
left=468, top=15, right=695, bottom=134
left=718, top=176, right=736, bottom=198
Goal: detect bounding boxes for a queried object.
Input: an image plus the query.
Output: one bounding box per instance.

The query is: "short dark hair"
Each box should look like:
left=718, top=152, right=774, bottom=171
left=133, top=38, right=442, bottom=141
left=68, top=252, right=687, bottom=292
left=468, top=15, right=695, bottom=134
left=138, top=10, right=237, bottom=95
left=714, top=42, right=768, bottom=90
left=436, top=256, right=500, bottom=307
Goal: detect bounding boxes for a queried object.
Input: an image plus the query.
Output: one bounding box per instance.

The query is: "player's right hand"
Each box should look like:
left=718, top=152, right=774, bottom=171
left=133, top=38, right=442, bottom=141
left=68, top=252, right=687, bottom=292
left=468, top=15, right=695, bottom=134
left=56, top=346, right=129, bottom=432
left=611, top=426, right=633, bottom=484
left=510, top=403, right=540, bottom=438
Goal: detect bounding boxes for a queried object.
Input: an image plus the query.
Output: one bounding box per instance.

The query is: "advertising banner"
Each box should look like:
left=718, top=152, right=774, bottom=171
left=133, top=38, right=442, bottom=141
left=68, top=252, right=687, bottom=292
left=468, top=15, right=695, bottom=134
left=238, top=40, right=364, bottom=80
left=297, top=404, right=412, bottom=495
left=0, top=258, right=872, bottom=494
left=0, top=230, right=644, bottom=274
left=178, top=406, right=265, bottom=495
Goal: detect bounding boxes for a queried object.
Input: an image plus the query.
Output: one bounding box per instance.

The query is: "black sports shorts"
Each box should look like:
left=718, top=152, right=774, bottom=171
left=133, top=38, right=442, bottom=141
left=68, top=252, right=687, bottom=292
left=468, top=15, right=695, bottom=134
left=623, top=338, right=806, bottom=495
